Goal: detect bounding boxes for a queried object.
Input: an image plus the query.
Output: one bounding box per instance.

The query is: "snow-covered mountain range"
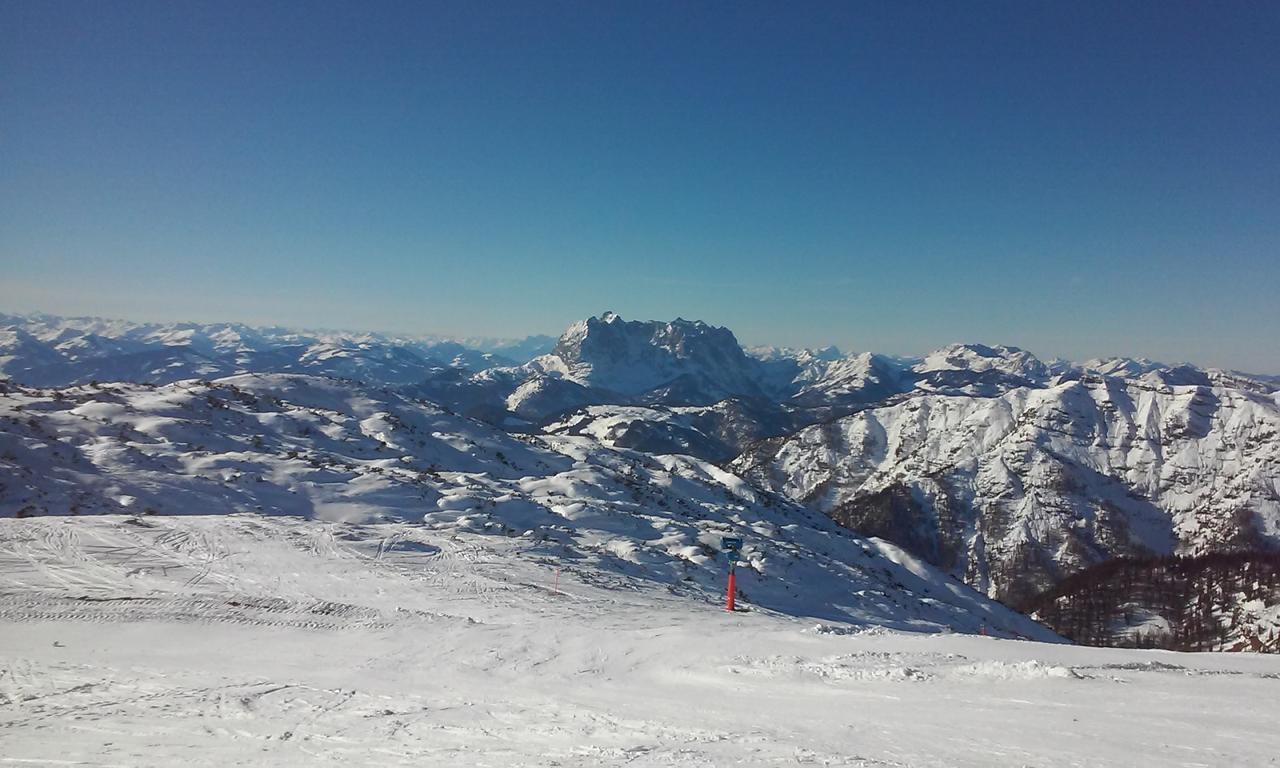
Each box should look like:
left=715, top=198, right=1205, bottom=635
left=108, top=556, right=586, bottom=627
left=0, top=372, right=1049, bottom=636
left=0, top=312, right=546, bottom=388
left=3, top=310, right=1278, bottom=646
left=732, top=378, right=1280, bottom=605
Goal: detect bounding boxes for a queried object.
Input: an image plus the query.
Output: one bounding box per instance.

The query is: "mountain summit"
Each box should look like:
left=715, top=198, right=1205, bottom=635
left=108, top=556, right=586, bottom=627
left=531, top=313, right=771, bottom=404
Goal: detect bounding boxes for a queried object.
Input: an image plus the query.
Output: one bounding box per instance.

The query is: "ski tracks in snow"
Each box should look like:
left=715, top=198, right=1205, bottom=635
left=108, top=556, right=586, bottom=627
left=2, top=516, right=1279, bottom=767
left=0, top=516, right=528, bottom=622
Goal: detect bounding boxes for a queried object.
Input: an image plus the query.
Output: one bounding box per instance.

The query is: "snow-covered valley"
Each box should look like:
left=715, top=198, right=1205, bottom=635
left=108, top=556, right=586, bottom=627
left=4, top=514, right=1279, bottom=767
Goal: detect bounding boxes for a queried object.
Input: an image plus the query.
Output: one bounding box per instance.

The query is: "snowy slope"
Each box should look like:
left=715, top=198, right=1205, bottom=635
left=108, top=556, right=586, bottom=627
left=2, top=514, right=1278, bottom=767
left=733, top=377, right=1280, bottom=606
left=543, top=399, right=796, bottom=462
left=0, top=374, right=1052, bottom=636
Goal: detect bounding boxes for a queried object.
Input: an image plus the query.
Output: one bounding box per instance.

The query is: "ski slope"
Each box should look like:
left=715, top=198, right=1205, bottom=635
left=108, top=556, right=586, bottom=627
left=3, top=515, right=1278, bottom=767
left=0, top=374, right=1055, bottom=638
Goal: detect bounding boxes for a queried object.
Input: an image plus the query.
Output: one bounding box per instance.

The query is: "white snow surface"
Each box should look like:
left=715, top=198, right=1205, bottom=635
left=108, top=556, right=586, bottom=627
left=0, top=374, right=1053, bottom=637
left=2, top=514, right=1278, bottom=767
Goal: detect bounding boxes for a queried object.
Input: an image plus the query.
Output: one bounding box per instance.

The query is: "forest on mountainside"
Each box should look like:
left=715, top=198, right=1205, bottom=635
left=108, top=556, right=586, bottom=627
left=1023, top=551, right=1280, bottom=653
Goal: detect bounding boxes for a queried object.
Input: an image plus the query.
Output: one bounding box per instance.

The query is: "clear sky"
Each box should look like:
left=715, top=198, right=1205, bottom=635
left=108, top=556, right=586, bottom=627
left=2, top=2, right=1278, bottom=371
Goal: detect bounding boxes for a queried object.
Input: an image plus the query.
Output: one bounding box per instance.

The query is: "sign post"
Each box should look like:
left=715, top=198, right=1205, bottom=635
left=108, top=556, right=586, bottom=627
left=721, top=537, right=743, bottom=612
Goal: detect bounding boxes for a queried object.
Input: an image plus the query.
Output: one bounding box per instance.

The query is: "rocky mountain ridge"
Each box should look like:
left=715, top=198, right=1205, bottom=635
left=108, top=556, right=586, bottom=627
left=731, top=377, right=1280, bottom=605
left=4, top=310, right=1278, bottom=646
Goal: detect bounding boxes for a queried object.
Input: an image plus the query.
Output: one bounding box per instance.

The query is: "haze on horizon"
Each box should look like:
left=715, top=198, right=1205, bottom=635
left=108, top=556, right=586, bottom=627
left=2, top=2, right=1278, bottom=372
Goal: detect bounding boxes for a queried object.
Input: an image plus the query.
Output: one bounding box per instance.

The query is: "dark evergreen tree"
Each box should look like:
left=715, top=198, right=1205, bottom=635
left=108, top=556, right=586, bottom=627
left=1021, top=551, right=1280, bottom=653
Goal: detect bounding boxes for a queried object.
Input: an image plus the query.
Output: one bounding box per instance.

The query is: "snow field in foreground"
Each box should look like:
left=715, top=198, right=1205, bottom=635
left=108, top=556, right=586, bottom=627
left=1, top=515, right=1279, bottom=767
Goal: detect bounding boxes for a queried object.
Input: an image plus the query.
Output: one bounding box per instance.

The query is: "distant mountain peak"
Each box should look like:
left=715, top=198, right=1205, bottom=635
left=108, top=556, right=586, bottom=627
left=918, top=342, right=1048, bottom=379
left=535, top=314, right=764, bottom=403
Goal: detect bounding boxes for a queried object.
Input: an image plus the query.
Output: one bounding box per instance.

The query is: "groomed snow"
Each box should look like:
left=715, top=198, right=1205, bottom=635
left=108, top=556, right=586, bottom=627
left=3, top=515, right=1278, bottom=767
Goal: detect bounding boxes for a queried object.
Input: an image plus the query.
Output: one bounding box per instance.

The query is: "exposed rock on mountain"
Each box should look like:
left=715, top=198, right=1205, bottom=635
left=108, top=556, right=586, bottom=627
left=733, top=377, right=1280, bottom=605
left=530, top=313, right=774, bottom=404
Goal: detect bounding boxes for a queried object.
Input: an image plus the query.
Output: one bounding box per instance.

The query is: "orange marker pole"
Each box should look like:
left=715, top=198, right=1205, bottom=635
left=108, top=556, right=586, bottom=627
left=725, top=563, right=736, bottom=612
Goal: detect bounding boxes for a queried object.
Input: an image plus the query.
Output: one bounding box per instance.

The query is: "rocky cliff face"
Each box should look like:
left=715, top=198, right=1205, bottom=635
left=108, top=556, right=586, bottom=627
left=531, top=312, right=772, bottom=404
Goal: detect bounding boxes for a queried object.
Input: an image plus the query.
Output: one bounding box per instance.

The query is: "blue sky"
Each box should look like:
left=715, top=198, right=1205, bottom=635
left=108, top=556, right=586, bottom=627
left=2, top=2, right=1278, bottom=370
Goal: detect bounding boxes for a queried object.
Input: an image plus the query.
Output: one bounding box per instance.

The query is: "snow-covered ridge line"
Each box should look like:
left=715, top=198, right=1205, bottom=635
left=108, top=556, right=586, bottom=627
left=0, top=310, right=558, bottom=388
left=733, top=376, right=1280, bottom=605
left=0, top=372, right=1053, bottom=638
left=8, top=310, right=1276, bottom=398
left=0, top=310, right=550, bottom=354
